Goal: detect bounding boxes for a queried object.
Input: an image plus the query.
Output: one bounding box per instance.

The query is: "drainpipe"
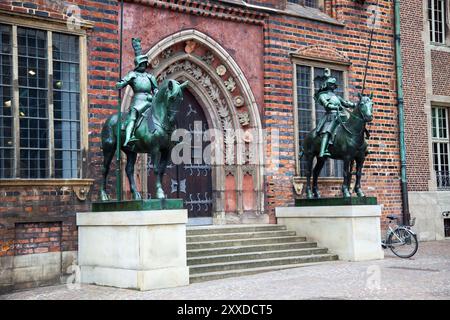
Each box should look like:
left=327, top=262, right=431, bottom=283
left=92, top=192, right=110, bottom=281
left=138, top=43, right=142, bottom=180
left=394, top=0, right=410, bottom=225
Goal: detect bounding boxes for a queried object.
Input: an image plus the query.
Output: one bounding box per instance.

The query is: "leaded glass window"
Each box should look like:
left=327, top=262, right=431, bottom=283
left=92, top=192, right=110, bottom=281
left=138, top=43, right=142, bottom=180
left=0, top=25, right=13, bottom=178
left=288, top=0, right=320, bottom=9
left=53, top=33, right=80, bottom=179
left=0, top=23, right=81, bottom=179
left=428, top=0, right=447, bottom=44
left=432, top=107, right=450, bottom=189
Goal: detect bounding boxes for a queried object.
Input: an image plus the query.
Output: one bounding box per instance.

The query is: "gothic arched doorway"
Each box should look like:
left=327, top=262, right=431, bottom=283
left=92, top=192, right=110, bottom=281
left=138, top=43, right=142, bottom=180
left=147, top=90, right=213, bottom=224
left=123, top=29, right=266, bottom=225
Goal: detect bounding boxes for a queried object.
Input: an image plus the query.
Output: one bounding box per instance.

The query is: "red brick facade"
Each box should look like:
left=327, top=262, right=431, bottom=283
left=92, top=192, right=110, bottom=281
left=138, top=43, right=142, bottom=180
left=0, top=0, right=120, bottom=263
left=0, top=0, right=406, bottom=291
left=400, top=0, right=430, bottom=192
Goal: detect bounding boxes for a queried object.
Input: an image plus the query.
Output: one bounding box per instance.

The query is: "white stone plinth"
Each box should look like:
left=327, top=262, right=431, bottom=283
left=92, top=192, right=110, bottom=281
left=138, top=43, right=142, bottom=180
left=276, top=205, right=384, bottom=261
left=76, top=210, right=189, bottom=291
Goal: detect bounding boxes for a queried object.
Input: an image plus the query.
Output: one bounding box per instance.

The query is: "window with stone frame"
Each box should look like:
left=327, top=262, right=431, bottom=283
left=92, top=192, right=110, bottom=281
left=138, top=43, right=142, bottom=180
left=287, top=0, right=322, bottom=9
left=0, top=23, right=81, bottom=179
left=432, top=106, right=450, bottom=189
left=295, top=64, right=345, bottom=178
left=428, top=0, right=447, bottom=44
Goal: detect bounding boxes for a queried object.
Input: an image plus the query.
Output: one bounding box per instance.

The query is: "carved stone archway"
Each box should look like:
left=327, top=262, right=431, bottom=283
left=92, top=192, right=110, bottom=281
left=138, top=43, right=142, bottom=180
left=122, top=30, right=266, bottom=224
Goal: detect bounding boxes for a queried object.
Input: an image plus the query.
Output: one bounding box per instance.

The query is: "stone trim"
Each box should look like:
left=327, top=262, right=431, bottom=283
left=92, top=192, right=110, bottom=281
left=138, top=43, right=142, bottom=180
left=0, top=10, right=93, bottom=34
left=0, top=179, right=94, bottom=187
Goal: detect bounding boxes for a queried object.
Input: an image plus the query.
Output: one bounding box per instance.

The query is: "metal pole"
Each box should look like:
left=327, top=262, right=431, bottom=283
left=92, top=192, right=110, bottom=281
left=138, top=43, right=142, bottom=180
left=115, top=0, right=124, bottom=201
left=362, top=0, right=379, bottom=95
left=394, top=0, right=410, bottom=225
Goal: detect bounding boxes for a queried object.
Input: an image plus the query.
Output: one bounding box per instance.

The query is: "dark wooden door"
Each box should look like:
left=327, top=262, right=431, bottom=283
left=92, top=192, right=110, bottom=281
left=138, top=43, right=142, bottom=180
left=147, top=90, right=213, bottom=218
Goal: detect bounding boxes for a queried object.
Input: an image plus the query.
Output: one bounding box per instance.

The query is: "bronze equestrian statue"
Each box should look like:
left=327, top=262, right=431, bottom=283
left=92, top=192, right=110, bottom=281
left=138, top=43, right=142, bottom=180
left=100, top=38, right=188, bottom=201
left=301, top=68, right=374, bottom=199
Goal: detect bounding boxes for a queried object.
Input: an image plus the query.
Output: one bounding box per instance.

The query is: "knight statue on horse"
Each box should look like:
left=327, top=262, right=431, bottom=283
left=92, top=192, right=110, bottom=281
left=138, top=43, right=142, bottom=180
left=315, top=68, right=357, bottom=158
left=301, top=68, right=374, bottom=199
left=116, top=38, right=159, bottom=148
left=100, top=38, right=188, bottom=201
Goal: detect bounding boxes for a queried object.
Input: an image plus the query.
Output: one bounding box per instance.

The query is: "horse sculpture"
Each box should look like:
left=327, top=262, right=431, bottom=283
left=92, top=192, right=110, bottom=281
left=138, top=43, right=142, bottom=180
left=100, top=79, right=188, bottom=201
left=302, top=93, right=374, bottom=199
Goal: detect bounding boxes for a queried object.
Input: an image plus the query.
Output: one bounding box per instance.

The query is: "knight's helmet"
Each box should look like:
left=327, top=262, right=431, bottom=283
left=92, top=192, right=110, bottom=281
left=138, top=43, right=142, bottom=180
left=132, top=38, right=148, bottom=70
left=321, top=68, right=337, bottom=90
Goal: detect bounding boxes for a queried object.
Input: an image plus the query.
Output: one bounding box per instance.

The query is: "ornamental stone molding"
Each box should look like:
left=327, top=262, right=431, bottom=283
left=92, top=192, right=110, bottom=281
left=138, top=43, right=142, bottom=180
left=292, top=45, right=352, bottom=65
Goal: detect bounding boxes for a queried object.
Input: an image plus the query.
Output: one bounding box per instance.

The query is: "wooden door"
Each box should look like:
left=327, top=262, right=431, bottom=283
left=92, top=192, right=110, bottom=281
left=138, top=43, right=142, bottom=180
left=147, top=90, right=213, bottom=218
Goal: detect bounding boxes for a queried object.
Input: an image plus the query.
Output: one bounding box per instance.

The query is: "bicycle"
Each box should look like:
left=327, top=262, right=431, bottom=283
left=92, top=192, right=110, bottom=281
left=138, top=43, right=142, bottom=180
left=381, top=215, right=418, bottom=258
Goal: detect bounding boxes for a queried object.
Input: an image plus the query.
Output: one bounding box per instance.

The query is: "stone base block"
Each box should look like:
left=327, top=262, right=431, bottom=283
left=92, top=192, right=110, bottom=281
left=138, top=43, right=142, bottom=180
left=276, top=205, right=384, bottom=261
left=80, top=266, right=189, bottom=291
left=77, top=209, right=189, bottom=291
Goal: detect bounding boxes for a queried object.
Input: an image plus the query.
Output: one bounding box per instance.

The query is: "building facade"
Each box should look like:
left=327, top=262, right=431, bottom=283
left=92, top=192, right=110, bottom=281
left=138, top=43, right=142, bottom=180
left=0, top=0, right=403, bottom=292
left=401, top=0, right=450, bottom=241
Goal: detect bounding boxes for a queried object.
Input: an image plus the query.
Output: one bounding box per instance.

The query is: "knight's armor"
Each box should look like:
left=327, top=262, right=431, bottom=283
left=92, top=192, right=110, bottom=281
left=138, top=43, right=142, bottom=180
left=315, top=69, right=356, bottom=157
left=116, top=38, right=158, bottom=147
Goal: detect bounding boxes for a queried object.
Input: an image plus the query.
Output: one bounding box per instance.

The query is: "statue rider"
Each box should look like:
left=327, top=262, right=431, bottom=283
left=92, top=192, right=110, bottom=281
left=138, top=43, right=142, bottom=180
left=116, top=38, right=158, bottom=147
left=315, top=68, right=357, bottom=158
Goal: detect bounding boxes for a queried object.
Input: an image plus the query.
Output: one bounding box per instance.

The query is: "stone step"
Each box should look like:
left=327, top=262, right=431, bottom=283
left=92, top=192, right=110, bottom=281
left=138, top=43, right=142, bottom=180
left=190, top=261, right=339, bottom=283
left=187, top=241, right=319, bottom=258
left=187, top=247, right=329, bottom=265
left=186, top=224, right=287, bottom=236
left=186, top=230, right=297, bottom=243
left=186, top=236, right=307, bottom=250
left=189, top=253, right=338, bottom=274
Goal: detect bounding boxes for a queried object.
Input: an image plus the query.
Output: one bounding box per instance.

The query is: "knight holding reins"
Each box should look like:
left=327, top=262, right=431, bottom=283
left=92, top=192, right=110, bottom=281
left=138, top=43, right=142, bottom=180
left=116, top=38, right=158, bottom=147
left=315, top=68, right=357, bottom=158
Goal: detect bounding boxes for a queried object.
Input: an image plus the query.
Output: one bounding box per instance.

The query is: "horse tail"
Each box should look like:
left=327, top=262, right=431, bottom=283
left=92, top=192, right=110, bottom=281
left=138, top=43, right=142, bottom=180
left=101, top=114, right=118, bottom=153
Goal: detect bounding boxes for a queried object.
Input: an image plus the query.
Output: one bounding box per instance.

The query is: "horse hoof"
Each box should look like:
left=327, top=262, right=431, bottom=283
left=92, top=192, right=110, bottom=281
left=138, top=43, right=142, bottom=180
left=100, top=191, right=110, bottom=202
left=132, top=192, right=142, bottom=200
left=156, top=190, right=166, bottom=199
left=306, top=191, right=313, bottom=199
left=355, top=191, right=365, bottom=198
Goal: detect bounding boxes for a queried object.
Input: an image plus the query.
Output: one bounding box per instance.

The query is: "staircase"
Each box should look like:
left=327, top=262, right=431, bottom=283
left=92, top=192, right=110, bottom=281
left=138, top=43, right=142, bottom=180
left=187, top=224, right=338, bottom=283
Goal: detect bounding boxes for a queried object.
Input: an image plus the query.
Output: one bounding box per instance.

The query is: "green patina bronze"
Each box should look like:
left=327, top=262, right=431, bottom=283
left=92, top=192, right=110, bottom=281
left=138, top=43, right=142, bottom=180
left=100, top=38, right=188, bottom=202
left=295, top=197, right=377, bottom=207
left=301, top=68, right=374, bottom=199
left=92, top=199, right=184, bottom=212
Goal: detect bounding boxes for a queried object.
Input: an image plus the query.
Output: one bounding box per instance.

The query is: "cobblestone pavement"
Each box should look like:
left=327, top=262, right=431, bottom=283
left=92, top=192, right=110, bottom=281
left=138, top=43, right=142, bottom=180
left=2, top=240, right=450, bottom=300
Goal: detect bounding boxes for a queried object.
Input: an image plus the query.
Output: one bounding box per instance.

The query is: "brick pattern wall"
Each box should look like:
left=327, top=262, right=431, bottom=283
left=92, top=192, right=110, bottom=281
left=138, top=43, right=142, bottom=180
left=264, top=0, right=402, bottom=226
left=0, top=0, right=120, bottom=259
left=399, top=0, right=430, bottom=191
left=14, top=222, right=62, bottom=256
left=432, top=50, right=450, bottom=97
left=0, top=0, right=404, bottom=263
left=0, top=186, right=88, bottom=257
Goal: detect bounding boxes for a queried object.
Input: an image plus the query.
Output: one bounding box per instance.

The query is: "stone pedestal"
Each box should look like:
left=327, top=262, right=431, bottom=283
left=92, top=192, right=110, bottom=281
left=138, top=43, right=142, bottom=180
left=76, top=209, right=189, bottom=291
left=276, top=204, right=384, bottom=261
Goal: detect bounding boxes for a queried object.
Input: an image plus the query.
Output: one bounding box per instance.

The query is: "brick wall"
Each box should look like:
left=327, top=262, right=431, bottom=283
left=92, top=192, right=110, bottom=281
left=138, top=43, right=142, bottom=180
left=0, top=0, right=404, bottom=279
left=399, top=0, right=430, bottom=192
left=432, top=50, right=450, bottom=97
left=264, top=0, right=402, bottom=226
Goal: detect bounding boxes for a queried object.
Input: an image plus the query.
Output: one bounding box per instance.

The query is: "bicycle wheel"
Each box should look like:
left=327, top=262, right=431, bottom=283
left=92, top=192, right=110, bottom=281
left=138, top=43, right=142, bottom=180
left=387, top=227, right=418, bottom=258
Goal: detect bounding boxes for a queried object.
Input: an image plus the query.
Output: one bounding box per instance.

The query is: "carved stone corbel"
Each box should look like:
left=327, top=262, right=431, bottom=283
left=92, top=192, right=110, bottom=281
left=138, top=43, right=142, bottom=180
left=73, top=185, right=90, bottom=201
